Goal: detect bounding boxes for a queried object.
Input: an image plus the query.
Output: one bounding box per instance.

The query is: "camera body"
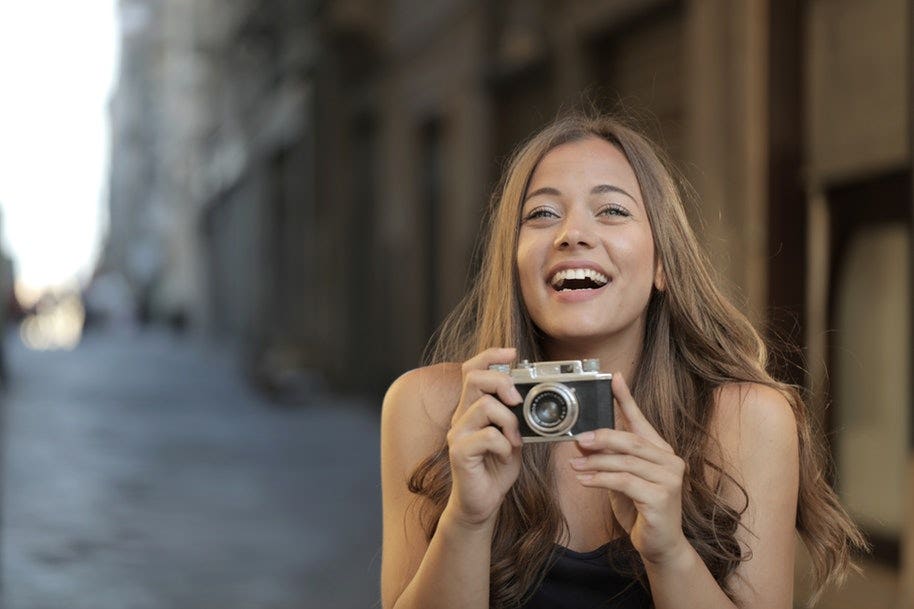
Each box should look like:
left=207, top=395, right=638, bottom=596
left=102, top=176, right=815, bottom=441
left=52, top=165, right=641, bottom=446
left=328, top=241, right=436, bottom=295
left=490, top=359, right=614, bottom=443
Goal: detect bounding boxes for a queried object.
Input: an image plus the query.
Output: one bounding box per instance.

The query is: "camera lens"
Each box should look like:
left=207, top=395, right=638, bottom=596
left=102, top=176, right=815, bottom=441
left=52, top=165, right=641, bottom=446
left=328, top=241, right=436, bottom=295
left=530, top=393, right=566, bottom=427
left=522, top=382, right=579, bottom=437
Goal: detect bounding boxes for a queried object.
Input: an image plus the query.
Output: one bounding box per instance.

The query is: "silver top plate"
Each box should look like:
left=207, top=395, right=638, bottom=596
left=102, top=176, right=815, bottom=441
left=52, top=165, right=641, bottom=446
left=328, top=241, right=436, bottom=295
left=494, top=359, right=613, bottom=383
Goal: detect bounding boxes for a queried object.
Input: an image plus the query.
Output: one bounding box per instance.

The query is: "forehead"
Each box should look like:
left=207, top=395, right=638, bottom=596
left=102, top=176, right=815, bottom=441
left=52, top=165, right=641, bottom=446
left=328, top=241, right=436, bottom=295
left=526, top=136, right=643, bottom=205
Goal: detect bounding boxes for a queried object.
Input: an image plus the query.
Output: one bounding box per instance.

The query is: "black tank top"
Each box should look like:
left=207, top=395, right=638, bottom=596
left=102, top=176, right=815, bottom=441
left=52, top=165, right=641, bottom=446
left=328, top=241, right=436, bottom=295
left=519, top=539, right=651, bottom=609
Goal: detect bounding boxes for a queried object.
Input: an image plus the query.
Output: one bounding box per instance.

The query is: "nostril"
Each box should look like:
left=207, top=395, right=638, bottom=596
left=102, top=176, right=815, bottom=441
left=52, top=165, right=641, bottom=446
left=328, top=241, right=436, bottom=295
left=554, top=226, right=594, bottom=250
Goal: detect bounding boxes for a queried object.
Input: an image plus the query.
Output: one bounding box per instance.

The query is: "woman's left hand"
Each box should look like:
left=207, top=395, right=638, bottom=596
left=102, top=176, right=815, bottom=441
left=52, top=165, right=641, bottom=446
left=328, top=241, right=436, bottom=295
left=570, top=373, right=690, bottom=566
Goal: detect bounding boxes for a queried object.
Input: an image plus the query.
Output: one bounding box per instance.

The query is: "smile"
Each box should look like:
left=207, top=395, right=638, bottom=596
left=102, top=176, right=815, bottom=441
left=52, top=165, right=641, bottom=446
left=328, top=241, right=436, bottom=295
left=549, top=268, right=609, bottom=291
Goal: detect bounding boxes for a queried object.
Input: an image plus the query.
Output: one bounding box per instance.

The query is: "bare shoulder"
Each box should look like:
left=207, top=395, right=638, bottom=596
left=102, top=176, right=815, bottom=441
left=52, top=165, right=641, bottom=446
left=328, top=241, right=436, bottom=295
left=383, top=363, right=462, bottom=430
left=713, top=383, right=797, bottom=446
left=381, top=363, right=462, bottom=470
left=710, top=382, right=799, bottom=487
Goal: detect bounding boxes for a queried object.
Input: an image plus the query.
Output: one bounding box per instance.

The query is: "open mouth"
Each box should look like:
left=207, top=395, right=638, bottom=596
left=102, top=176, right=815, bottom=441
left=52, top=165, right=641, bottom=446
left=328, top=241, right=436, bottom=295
left=549, top=268, right=609, bottom=292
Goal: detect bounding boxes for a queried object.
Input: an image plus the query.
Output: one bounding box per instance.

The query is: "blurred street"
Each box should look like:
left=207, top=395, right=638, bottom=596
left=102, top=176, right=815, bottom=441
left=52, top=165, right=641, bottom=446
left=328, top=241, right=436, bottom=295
left=1, top=328, right=382, bottom=609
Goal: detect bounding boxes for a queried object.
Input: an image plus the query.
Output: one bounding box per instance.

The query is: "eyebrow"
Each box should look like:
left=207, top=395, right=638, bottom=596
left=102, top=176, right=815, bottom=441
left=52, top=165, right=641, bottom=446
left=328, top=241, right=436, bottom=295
left=523, top=184, right=638, bottom=204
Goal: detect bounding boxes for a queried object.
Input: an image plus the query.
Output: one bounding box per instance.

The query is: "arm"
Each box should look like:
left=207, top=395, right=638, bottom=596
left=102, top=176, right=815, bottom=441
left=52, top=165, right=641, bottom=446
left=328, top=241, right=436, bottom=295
left=572, top=377, right=799, bottom=609
left=380, top=350, right=524, bottom=609
left=706, top=383, right=800, bottom=607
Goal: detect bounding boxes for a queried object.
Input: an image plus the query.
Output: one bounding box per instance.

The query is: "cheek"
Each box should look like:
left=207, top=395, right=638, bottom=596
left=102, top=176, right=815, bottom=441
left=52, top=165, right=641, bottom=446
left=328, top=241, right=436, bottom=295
left=515, top=236, right=534, bottom=278
left=515, top=238, right=544, bottom=306
left=515, top=257, right=535, bottom=301
left=615, top=233, right=656, bottom=284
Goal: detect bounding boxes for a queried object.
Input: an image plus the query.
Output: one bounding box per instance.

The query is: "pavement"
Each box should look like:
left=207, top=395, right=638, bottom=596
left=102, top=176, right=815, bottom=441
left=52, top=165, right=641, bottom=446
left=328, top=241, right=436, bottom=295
left=1, top=327, right=383, bottom=609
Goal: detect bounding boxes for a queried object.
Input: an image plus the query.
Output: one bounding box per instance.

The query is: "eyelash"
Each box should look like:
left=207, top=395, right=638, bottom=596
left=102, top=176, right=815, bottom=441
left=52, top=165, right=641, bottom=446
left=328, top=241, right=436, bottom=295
left=598, top=204, right=630, bottom=218
left=523, top=206, right=559, bottom=221
left=521, top=203, right=630, bottom=222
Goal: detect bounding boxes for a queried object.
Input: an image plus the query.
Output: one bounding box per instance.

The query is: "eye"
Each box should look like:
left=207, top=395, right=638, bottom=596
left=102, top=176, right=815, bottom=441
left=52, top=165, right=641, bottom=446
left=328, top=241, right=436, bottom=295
left=522, top=206, right=560, bottom=223
left=597, top=204, right=631, bottom=218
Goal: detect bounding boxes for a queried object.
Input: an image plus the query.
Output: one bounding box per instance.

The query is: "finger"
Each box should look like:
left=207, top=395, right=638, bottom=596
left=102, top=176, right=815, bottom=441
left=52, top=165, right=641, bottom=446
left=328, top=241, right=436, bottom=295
left=575, top=471, right=662, bottom=505
left=458, top=348, right=518, bottom=397
left=452, top=426, right=516, bottom=465
left=461, top=347, right=517, bottom=375
left=464, top=369, right=523, bottom=407
left=455, top=396, right=522, bottom=446
left=576, top=429, right=676, bottom=467
left=612, top=374, right=672, bottom=451
left=453, top=370, right=522, bottom=426
left=569, top=453, right=674, bottom=485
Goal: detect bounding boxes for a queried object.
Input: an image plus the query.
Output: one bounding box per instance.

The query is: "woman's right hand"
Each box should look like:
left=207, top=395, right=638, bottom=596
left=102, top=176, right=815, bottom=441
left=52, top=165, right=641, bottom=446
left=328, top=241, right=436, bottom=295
left=444, top=347, right=524, bottom=529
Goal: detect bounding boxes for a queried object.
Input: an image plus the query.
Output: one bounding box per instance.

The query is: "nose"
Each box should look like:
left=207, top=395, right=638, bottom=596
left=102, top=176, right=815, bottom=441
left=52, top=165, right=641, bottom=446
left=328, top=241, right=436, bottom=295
left=553, top=211, right=596, bottom=250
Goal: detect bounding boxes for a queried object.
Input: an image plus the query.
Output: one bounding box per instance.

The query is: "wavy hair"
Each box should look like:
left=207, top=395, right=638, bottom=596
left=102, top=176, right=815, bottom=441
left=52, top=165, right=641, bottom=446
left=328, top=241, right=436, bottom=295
left=408, top=114, right=867, bottom=608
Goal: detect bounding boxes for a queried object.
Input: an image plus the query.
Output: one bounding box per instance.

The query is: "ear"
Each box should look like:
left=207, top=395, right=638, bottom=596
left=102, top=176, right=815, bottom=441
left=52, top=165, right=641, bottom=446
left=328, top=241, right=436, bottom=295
left=653, top=260, right=666, bottom=292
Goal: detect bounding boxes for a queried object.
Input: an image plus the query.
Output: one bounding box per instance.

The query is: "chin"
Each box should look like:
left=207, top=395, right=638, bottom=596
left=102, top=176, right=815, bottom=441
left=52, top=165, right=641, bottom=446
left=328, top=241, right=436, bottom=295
left=542, top=326, right=616, bottom=346
left=539, top=316, right=645, bottom=348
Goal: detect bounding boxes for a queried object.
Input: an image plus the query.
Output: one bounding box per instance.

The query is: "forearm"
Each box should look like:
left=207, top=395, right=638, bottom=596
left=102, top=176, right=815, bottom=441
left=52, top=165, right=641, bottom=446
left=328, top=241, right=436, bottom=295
left=644, top=543, right=737, bottom=609
left=392, top=507, right=495, bottom=609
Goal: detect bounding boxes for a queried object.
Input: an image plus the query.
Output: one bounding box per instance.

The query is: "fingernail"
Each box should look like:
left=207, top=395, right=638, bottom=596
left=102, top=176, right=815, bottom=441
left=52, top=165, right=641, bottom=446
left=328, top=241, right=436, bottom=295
left=576, top=473, right=594, bottom=482
left=569, top=457, right=587, bottom=468
left=510, top=387, right=523, bottom=402
left=576, top=431, right=595, bottom=445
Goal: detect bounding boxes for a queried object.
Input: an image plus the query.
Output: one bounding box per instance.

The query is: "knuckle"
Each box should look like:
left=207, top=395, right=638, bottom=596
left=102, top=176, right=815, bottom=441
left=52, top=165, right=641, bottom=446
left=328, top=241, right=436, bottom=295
left=493, top=436, right=511, bottom=456
left=629, top=435, right=646, bottom=452
left=495, top=394, right=513, bottom=413
left=483, top=426, right=502, bottom=443
left=616, top=473, right=633, bottom=491
left=481, top=395, right=501, bottom=412
left=473, top=397, right=494, bottom=419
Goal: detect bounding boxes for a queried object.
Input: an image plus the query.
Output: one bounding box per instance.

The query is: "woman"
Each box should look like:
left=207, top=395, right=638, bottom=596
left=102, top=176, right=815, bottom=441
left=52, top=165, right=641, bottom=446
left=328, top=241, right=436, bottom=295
left=380, top=114, right=866, bottom=609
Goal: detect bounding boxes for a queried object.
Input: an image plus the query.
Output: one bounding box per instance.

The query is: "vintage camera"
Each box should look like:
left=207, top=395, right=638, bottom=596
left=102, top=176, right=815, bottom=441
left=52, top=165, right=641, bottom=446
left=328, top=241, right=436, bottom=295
left=489, top=359, right=613, bottom=443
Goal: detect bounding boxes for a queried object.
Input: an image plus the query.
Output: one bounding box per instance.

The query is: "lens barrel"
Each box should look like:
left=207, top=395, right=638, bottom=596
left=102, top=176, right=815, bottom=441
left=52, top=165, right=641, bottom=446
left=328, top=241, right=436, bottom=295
left=522, top=382, right=579, bottom=436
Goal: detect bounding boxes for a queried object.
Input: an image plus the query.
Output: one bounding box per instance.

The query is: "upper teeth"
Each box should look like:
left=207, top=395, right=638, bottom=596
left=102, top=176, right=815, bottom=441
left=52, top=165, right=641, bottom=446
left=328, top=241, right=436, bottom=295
left=550, top=268, right=609, bottom=287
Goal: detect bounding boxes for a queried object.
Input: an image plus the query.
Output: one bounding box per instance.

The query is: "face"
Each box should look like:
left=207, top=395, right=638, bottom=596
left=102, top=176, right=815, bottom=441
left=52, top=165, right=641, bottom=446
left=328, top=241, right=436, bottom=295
left=516, top=136, right=663, bottom=350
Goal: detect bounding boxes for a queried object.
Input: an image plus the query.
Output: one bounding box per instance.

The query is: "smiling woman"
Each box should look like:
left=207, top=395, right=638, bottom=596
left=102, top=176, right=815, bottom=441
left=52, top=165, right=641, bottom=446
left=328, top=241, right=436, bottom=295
left=380, top=114, right=869, bottom=609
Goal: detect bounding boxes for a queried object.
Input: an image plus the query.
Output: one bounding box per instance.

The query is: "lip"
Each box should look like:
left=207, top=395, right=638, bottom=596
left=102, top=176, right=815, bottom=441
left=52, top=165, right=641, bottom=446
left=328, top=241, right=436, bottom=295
left=544, top=260, right=612, bottom=302
left=551, top=283, right=608, bottom=303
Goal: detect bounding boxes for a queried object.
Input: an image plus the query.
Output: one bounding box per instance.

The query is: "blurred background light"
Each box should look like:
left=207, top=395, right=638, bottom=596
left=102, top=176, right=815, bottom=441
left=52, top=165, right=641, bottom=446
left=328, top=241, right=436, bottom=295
left=0, top=0, right=118, bottom=305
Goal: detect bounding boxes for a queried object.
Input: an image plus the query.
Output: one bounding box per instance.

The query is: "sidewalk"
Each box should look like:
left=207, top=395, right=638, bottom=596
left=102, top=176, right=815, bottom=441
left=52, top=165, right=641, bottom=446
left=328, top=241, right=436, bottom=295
left=2, top=328, right=382, bottom=609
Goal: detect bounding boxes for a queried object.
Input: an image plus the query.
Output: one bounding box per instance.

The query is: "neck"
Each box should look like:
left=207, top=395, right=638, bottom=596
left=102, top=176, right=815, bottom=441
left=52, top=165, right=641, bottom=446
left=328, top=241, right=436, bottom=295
left=540, top=321, right=645, bottom=381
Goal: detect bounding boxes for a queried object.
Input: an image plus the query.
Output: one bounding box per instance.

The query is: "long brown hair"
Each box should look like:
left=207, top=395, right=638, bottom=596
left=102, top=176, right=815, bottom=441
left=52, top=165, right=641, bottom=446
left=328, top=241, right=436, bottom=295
left=408, top=114, right=867, bottom=608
